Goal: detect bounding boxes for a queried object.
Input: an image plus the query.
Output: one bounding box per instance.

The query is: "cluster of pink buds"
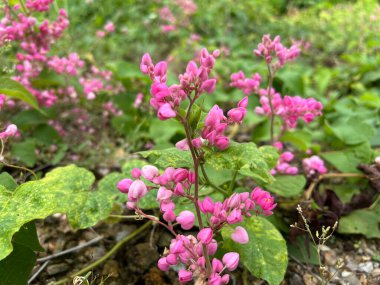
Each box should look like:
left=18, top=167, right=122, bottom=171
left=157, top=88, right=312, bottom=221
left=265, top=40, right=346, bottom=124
left=96, top=21, right=115, bottom=38
left=140, top=48, right=218, bottom=120
left=199, top=186, right=277, bottom=230
left=117, top=165, right=196, bottom=222
left=1, top=3, right=122, bottom=109
left=117, top=163, right=277, bottom=283
left=79, top=66, right=124, bottom=100
left=158, top=234, right=237, bottom=284
left=302, top=155, right=328, bottom=177
left=230, top=71, right=261, bottom=95
left=26, top=0, right=54, bottom=12
left=47, top=53, right=84, bottom=76
left=0, top=124, right=18, bottom=140
left=270, top=142, right=299, bottom=175
left=158, top=1, right=197, bottom=34
left=254, top=88, right=323, bottom=129
left=254, top=34, right=301, bottom=69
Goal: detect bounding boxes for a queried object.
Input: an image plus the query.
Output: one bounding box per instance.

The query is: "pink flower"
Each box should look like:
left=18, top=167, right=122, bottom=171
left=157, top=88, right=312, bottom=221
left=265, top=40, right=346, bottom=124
left=157, top=103, right=176, bottom=120
left=226, top=208, right=242, bottom=224
left=127, top=180, right=148, bottom=202
left=197, top=228, right=213, bottom=244
left=104, top=22, right=115, bottom=33
left=117, top=178, right=133, bottom=193
left=231, top=226, right=249, bottom=244
left=176, top=138, right=189, bottom=151
left=178, top=269, right=192, bottom=283
left=131, top=168, right=141, bottom=179
left=141, top=165, right=159, bottom=181
left=173, top=168, right=189, bottom=183
left=200, top=79, right=216, bottom=94
left=0, top=124, right=18, bottom=140
left=222, top=252, right=239, bottom=271
left=176, top=210, right=195, bottom=230
left=157, top=257, right=170, bottom=271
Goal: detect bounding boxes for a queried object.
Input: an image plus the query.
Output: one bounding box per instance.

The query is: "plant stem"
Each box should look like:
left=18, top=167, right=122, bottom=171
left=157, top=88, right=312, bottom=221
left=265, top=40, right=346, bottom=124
left=53, top=221, right=152, bottom=285
left=228, top=170, right=238, bottom=195
left=304, top=172, right=367, bottom=200
left=181, top=99, right=212, bottom=274
left=266, top=64, right=275, bottom=145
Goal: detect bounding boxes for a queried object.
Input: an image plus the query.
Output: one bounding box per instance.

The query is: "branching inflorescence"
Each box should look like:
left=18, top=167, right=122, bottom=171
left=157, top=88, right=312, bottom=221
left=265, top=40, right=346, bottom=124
left=117, top=48, right=278, bottom=284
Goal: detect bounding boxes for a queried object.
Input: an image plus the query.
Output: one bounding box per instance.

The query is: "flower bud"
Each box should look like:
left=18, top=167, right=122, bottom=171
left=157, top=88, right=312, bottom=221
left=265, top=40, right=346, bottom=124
left=176, top=210, right=195, bottom=230
left=128, top=180, right=148, bottom=201
left=231, top=226, right=249, bottom=244
left=178, top=269, right=192, bottom=283
left=200, top=79, right=216, bottom=94
left=157, top=103, right=176, bottom=120
left=117, top=178, right=133, bottom=193
left=141, top=165, right=159, bottom=181
left=222, top=252, right=239, bottom=271
left=131, top=168, right=141, bottom=179
left=197, top=228, right=213, bottom=244
left=173, top=168, right=189, bottom=183
left=157, top=257, right=170, bottom=271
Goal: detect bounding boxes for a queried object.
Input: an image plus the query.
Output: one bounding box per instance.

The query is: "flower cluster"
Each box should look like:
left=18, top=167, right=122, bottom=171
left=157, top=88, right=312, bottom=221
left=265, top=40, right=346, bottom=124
left=302, top=155, right=328, bottom=177
left=254, top=34, right=301, bottom=69
left=1, top=2, right=122, bottom=108
left=158, top=234, right=237, bottom=284
left=118, top=163, right=277, bottom=283
left=271, top=150, right=299, bottom=175
left=140, top=48, right=218, bottom=120
left=254, top=88, right=323, bottom=129
left=230, top=71, right=261, bottom=95
left=26, top=0, right=54, bottom=12
left=158, top=1, right=197, bottom=33
left=47, top=53, right=84, bottom=76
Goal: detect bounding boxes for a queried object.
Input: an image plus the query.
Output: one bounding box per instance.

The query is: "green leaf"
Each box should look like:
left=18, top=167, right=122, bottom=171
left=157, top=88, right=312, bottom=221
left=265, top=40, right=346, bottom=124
left=0, top=221, right=43, bottom=285
left=0, top=173, right=18, bottom=191
left=321, top=143, right=373, bottom=173
left=12, top=221, right=44, bottom=252
left=139, top=189, right=158, bottom=210
left=149, top=119, right=184, bottom=145
left=0, top=77, right=40, bottom=111
left=330, top=117, right=375, bottom=145
left=11, top=139, right=37, bottom=167
left=12, top=109, right=48, bottom=128
left=0, top=242, right=36, bottom=285
left=139, top=148, right=193, bottom=168
left=0, top=165, right=117, bottom=261
left=338, top=203, right=380, bottom=239
left=222, top=217, right=288, bottom=285
left=266, top=175, right=306, bottom=197
left=288, top=236, right=319, bottom=265
left=34, top=124, right=60, bottom=145
left=121, top=159, right=147, bottom=175
left=205, top=143, right=278, bottom=185
left=281, top=130, right=312, bottom=152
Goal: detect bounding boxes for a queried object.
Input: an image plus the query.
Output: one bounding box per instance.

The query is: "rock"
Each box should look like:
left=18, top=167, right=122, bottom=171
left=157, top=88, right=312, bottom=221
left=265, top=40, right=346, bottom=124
left=84, top=245, right=106, bottom=260
left=324, top=250, right=337, bottom=266
left=303, top=273, right=318, bottom=285
left=341, top=271, right=353, bottom=278
left=289, top=273, right=303, bottom=285
left=358, top=261, right=374, bottom=273
left=115, top=225, right=137, bottom=242
left=370, top=268, right=380, bottom=278
left=46, top=263, right=70, bottom=275
left=339, top=273, right=361, bottom=285
left=102, top=260, right=121, bottom=278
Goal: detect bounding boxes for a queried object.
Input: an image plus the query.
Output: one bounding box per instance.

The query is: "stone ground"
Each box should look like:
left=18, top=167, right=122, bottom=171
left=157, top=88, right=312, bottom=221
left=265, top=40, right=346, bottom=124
left=29, top=214, right=380, bottom=285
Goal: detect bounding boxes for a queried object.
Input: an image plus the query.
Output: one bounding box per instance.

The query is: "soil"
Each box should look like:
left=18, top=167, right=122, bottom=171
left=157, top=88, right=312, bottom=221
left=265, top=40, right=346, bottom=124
left=30, top=214, right=380, bottom=285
